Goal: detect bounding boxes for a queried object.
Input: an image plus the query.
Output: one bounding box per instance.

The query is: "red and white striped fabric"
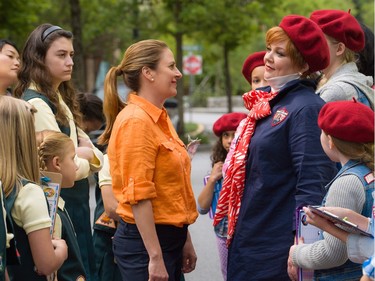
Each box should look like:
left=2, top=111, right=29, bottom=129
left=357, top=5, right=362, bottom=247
left=213, top=89, right=278, bottom=246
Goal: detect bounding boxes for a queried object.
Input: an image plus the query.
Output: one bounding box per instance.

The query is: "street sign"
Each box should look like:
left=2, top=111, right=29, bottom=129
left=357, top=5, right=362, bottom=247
left=183, top=54, right=202, bottom=75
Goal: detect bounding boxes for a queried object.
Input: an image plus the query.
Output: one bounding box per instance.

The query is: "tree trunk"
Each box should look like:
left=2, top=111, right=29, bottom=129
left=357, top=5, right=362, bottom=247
left=224, top=43, right=232, bottom=113
left=69, top=0, right=86, bottom=92
left=173, top=0, right=185, bottom=136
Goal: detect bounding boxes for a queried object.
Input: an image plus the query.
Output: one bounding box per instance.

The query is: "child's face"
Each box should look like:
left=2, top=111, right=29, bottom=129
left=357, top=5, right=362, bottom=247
left=59, top=142, right=78, bottom=188
left=320, top=130, right=337, bottom=162
left=251, top=66, right=268, bottom=90
left=222, top=131, right=236, bottom=152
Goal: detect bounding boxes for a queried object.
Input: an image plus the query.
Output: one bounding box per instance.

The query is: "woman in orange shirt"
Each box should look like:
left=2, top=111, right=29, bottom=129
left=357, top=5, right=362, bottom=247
left=101, top=39, right=198, bottom=281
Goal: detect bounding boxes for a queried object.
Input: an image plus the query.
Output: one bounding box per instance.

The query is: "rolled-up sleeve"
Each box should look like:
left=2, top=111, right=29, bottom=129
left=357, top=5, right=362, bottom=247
left=112, top=118, right=157, bottom=205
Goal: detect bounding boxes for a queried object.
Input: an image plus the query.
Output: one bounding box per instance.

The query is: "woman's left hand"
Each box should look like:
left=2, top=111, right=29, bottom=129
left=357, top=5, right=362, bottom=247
left=181, top=231, right=197, bottom=273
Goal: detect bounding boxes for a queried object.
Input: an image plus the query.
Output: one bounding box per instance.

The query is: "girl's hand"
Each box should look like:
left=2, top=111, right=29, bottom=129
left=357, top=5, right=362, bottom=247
left=303, top=207, right=333, bottom=231
left=78, top=137, right=92, bottom=148
left=287, top=245, right=298, bottom=281
left=76, top=147, right=94, bottom=162
left=210, top=162, right=223, bottom=182
left=51, top=238, right=68, bottom=261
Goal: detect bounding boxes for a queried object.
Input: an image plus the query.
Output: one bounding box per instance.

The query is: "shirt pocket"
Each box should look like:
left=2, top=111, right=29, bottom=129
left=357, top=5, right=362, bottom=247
left=157, top=141, right=185, bottom=195
left=160, top=141, right=176, bottom=152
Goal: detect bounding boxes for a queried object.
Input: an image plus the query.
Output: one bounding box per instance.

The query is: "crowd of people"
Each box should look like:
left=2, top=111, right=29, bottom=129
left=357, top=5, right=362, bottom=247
left=0, top=8, right=373, bottom=281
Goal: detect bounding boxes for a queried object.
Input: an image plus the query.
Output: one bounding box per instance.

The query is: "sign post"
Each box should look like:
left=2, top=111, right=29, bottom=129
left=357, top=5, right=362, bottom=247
left=182, top=46, right=203, bottom=122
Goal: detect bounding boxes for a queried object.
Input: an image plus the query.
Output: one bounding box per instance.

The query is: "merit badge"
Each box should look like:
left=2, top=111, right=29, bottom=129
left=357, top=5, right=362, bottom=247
left=272, top=108, right=288, bottom=126
left=364, top=172, right=374, bottom=184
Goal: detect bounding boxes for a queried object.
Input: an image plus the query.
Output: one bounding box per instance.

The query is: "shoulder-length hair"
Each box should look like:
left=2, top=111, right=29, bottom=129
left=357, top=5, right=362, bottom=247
left=211, top=136, right=228, bottom=167
left=14, top=23, right=82, bottom=127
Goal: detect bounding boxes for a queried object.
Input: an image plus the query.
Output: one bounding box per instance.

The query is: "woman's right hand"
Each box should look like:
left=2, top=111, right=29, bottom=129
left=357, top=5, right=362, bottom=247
left=148, top=256, right=168, bottom=281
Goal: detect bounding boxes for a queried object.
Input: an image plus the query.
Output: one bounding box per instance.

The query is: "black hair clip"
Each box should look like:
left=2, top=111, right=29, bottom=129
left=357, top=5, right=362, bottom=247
left=41, top=26, right=62, bottom=42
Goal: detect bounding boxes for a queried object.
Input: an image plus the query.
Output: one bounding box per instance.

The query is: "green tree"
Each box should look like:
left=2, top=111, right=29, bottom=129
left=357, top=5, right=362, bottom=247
left=0, top=0, right=51, bottom=47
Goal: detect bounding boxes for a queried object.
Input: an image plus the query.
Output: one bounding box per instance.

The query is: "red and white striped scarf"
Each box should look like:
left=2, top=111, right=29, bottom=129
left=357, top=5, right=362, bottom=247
left=213, top=89, right=278, bottom=246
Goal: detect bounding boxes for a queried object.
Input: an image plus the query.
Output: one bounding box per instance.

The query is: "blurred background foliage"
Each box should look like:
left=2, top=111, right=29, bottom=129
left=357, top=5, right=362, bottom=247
left=0, top=0, right=373, bottom=133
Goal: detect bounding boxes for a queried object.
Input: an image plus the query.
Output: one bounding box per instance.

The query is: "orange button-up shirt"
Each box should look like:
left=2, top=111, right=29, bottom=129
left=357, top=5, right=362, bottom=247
left=108, top=94, right=198, bottom=227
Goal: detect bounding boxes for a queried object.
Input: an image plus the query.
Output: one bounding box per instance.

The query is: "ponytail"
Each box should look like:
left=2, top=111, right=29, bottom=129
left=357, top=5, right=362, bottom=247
left=98, top=67, right=126, bottom=145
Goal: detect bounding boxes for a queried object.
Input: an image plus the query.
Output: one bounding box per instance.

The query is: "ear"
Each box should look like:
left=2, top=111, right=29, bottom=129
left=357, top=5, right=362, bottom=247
left=300, top=63, right=309, bottom=74
left=52, top=156, right=62, bottom=172
left=141, top=66, right=154, bottom=82
left=336, top=42, right=346, bottom=56
left=327, top=135, right=335, bottom=150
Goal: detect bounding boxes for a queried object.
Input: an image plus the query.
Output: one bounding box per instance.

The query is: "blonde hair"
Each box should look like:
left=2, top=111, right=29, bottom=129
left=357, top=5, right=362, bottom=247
left=99, top=39, right=169, bottom=145
left=325, top=35, right=356, bottom=63
left=331, top=136, right=374, bottom=171
left=266, top=26, right=307, bottom=74
left=0, top=96, right=40, bottom=197
left=36, top=130, right=74, bottom=171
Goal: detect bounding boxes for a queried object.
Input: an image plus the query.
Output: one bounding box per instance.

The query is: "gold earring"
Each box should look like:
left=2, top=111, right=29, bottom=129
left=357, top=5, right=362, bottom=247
left=151, top=78, right=154, bottom=82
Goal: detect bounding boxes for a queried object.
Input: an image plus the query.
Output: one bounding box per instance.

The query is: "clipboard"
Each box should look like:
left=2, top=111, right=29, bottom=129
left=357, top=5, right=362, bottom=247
left=308, top=205, right=373, bottom=238
left=296, top=209, right=322, bottom=281
left=40, top=171, right=62, bottom=237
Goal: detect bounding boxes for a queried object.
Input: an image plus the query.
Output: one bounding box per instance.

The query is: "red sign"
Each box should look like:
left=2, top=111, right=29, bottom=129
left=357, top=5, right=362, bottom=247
left=183, top=54, right=202, bottom=75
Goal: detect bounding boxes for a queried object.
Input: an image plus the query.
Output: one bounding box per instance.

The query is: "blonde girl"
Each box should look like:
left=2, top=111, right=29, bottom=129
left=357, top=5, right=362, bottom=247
left=36, top=130, right=86, bottom=281
left=0, top=96, right=67, bottom=280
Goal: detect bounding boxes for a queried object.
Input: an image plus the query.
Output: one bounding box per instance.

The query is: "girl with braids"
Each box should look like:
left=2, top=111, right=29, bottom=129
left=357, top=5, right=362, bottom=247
left=36, top=130, right=86, bottom=281
left=288, top=99, right=374, bottom=280
left=14, top=23, right=103, bottom=281
left=101, top=39, right=198, bottom=281
left=0, top=96, right=67, bottom=280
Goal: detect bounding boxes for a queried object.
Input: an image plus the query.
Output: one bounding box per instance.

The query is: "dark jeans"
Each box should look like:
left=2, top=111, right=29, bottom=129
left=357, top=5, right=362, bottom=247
left=113, top=220, right=187, bottom=281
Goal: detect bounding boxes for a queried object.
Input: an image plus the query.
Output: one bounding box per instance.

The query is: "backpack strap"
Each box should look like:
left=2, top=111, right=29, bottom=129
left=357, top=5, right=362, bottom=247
left=4, top=186, right=21, bottom=265
left=341, top=82, right=372, bottom=109
left=23, top=89, right=71, bottom=136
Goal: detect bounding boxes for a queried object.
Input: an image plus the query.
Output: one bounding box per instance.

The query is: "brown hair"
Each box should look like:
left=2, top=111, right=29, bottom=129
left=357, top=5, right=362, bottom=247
left=266, top=26, right=307, bottom=74
left=14, top=23, right=82, bottom=127
left=77, top=92, right=104, bottom=123
left=211, top=137, right=228, bottom=167
left=99, top=39, right=169, bottom=145
left=331, top=136, right=374, bottom=171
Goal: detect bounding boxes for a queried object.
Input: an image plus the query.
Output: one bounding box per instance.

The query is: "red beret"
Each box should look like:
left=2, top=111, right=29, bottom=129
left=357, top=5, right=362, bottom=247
left=279, top=15, right=330, bottom=72
left=318, top=100, right=374, bottom=143
left=242, top=51, right=266, bottom=85
left=213, top=112, right=247, bottom=137
left=310, top=10, right=365, bottom=52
